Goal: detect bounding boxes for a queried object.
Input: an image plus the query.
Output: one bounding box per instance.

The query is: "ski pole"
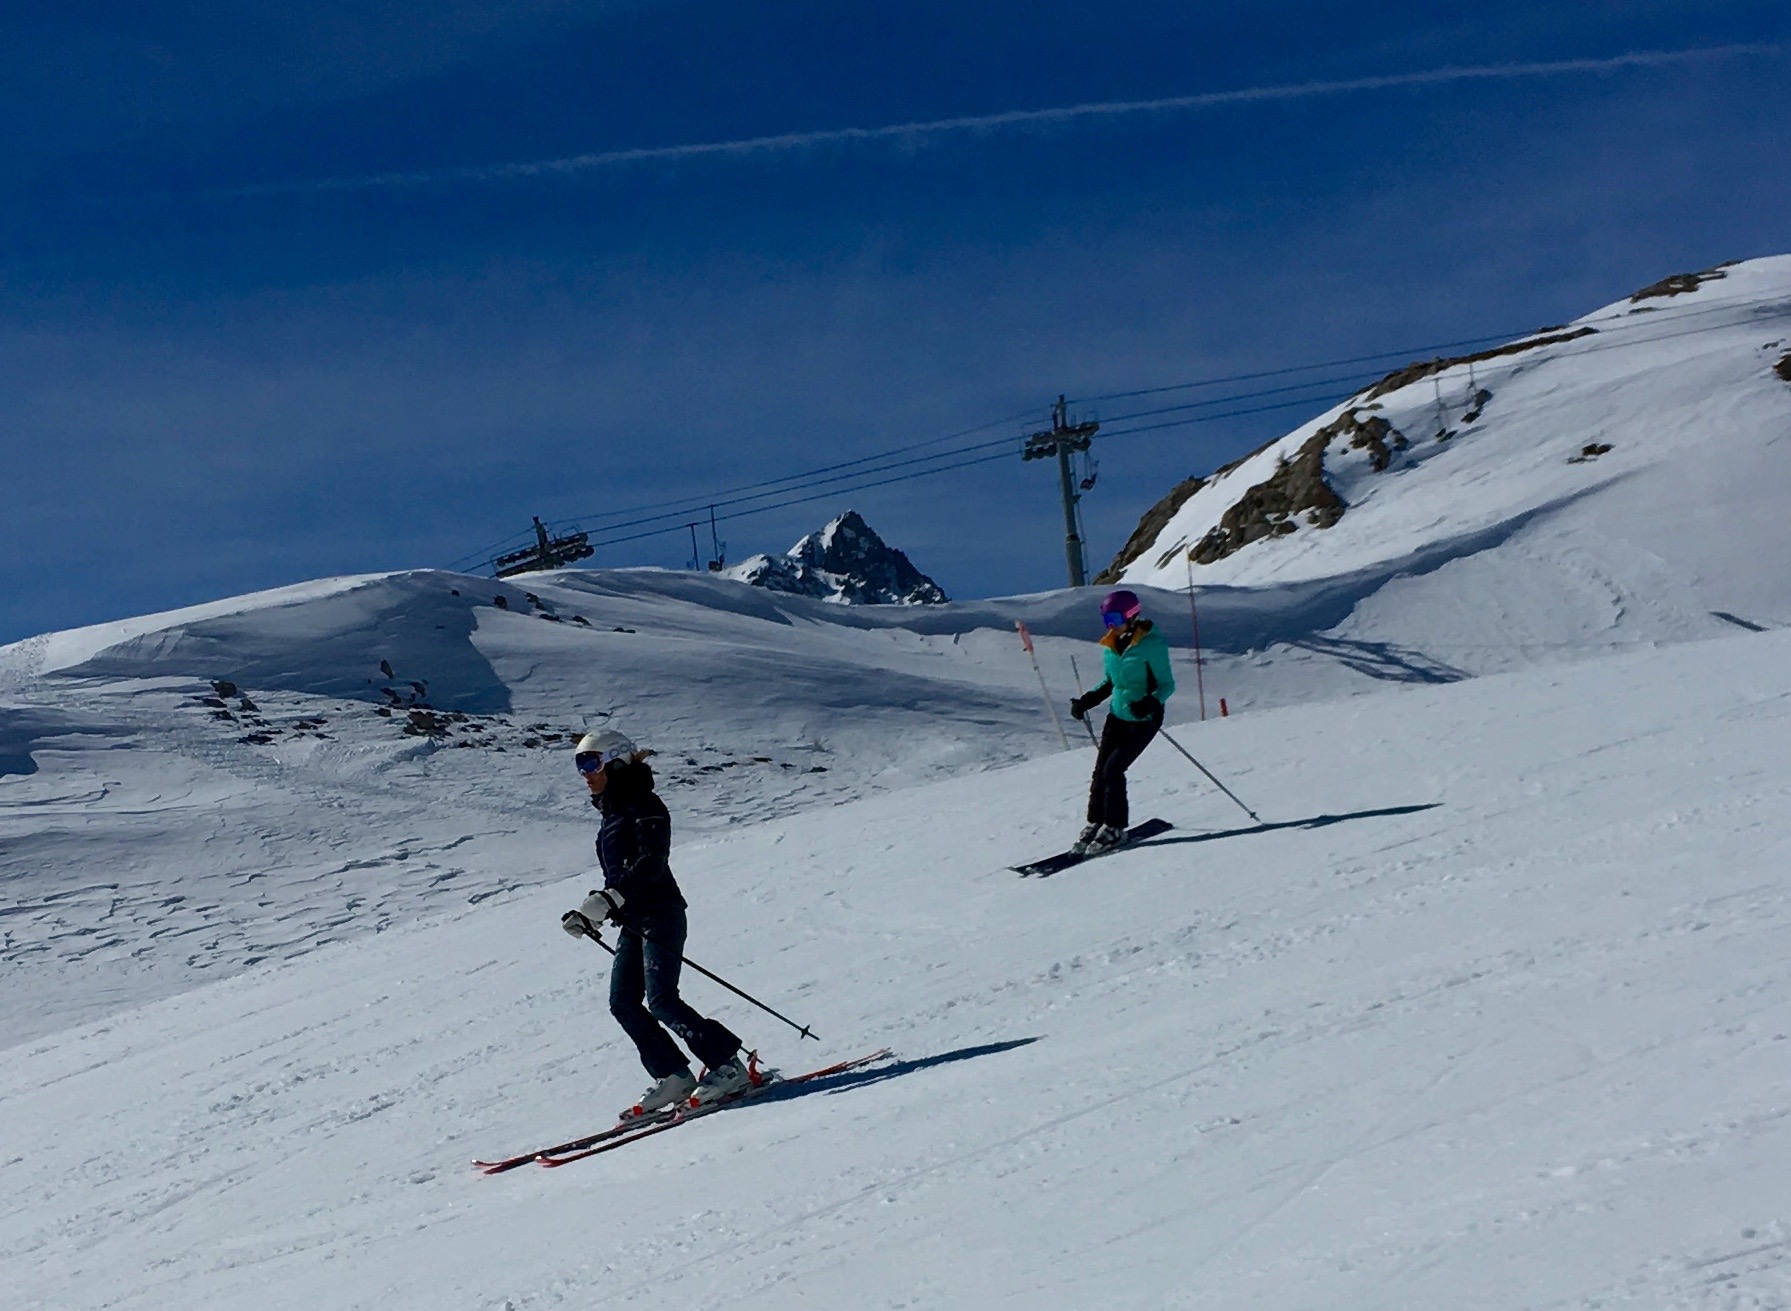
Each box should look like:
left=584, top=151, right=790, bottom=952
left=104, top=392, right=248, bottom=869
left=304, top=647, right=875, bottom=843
left=1067, top=655, right=1100, bottom=747
left=575, top=920, right=820, bottom=1041
left=1156, top=728, right=1263, bottom=824
left=1016, top=620, right=1071, bottom=750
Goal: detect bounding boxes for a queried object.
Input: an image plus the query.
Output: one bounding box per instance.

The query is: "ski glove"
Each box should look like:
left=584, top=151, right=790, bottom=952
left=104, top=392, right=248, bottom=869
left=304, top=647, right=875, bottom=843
left=560, top=909, right=596, bottom=938
left=1127, top=695, right=1163, bottom=721
left=579, top=888, right=626, bottom=924
left=1071, top=680, right=1113, bottom=721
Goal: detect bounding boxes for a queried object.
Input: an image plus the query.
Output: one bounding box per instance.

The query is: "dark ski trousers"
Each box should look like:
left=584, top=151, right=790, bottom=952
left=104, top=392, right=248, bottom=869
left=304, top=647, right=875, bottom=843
left=609, top=905, right=742, bottom=1080
left=1087, top=712, right=1160, bottom=829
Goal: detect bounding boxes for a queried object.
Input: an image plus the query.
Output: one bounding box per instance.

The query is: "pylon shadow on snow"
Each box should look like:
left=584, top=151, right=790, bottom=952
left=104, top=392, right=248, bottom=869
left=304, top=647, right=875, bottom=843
left=1135, top=802, right=1442, bottom=849
left=753, top=1037, right=1041, bottom=1107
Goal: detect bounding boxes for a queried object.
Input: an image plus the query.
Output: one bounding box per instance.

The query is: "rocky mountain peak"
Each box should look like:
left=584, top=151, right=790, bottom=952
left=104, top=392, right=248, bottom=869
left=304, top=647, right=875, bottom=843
left=723, top=511, right=949, bottom=605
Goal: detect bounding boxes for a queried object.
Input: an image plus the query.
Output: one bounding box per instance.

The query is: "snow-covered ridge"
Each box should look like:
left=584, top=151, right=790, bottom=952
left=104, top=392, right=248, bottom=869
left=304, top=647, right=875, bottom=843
left=721, top=509, right=948, bottom=604
left=1104, top=255, right=1791, bottom=646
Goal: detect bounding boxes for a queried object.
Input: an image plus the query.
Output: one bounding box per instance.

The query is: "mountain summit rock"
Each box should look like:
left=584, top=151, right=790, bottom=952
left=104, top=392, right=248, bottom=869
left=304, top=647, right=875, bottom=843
left=723, top=511, right=948, bottom=605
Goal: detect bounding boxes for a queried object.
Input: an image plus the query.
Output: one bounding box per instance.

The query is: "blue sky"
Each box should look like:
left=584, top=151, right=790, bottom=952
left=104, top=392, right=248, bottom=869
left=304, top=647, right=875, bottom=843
left=3, top=2, right=1788, bottom=642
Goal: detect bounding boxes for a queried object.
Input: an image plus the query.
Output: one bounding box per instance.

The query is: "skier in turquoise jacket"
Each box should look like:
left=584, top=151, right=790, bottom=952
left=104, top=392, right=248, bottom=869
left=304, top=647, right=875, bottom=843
left=1067, top=589, right=1176, bottom=854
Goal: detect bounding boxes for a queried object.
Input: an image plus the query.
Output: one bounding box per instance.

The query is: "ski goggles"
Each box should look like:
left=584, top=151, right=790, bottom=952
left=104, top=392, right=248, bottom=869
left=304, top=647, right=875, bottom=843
left=575, top=750, right=630, bottom=774
left=1102, top=609, right=1132, bottom=629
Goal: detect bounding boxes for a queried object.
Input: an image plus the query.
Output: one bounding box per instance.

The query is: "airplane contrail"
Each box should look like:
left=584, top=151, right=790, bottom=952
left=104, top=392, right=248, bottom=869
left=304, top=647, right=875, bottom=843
left=227, top=44, right=1781, bottom=196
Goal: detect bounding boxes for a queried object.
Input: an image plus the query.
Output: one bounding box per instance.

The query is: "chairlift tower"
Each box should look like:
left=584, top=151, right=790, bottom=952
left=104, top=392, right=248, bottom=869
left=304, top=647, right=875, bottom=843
left=1022, top=395, right=1100, bottom=587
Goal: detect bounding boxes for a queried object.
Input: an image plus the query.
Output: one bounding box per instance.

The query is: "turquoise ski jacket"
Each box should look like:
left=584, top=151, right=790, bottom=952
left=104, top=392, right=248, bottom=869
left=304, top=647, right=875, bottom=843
left=1099, top=620, right=1177, bottom=722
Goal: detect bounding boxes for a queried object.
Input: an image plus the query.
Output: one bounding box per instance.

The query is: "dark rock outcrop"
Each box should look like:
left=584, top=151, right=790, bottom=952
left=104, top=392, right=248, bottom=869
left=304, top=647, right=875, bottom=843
left=1188, top=409, right=1405, bottom=566
left=1094, top=475, right=1205, bottom=585
left=1189, top=434, right=1341, bottom=566
left=1630, top=262, right=1736, bottom=302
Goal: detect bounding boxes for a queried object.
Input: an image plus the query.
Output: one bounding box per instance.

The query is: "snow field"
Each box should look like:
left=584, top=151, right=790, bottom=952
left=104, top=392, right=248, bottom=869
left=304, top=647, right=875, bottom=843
left=4, top=625, right=1789, bottom=1309
left=0, top=563, right=1432, bottom=1051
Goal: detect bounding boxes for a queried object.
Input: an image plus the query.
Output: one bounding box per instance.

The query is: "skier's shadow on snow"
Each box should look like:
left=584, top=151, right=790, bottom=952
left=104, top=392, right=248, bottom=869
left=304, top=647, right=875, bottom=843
left=1138, top=802, right=1441, bottom=849
left=756, top=1038, right=1040, bottom=1106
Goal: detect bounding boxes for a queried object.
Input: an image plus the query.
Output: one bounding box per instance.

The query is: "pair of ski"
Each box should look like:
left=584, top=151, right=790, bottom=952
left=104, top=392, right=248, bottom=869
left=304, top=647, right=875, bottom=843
left=1012, top=817, right=1172, bottom=878
left=474, top=1048, right=893, bottom=1174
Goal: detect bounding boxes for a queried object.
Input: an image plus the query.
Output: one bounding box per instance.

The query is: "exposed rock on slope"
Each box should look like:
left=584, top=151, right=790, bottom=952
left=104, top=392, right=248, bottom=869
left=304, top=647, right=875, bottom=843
left=724, top=510, right=948, bottom=605
left=1360, top=327, right=1596, bottom=402
left=1098, top=254, right=1791, bottom=646
left=1093, top=475, right=1203, bottom=585
left=1187, top=409, right=1406, bottom=565
left=1189, top=430, right=1341, bottom=565
left=1630, top=261, right=1736, bottom=302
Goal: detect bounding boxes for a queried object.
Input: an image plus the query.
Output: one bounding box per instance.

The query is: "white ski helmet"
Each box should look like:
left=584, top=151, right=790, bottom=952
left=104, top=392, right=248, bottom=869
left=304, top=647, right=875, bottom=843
left=573, top=729, right=637, bottom=771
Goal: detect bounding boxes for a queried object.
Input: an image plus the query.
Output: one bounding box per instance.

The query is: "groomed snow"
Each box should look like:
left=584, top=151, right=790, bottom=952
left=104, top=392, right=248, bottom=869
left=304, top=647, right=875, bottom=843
left=0, top=562, right=1472, bottom=1049
left=4, top=621, right=1790, bottom=1308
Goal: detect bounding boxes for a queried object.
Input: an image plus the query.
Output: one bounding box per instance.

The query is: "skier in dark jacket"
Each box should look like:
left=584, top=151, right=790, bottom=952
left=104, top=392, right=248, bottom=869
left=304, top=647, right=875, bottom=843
left=1067, top=589, right=1176, bottom=854
left=560, top=728, right=751, bottom=1116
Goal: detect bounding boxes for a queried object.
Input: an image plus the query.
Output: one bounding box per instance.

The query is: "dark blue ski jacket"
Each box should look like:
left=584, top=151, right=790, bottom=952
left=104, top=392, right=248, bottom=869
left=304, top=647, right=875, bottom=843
left=592, top=761, right=687, bottom=917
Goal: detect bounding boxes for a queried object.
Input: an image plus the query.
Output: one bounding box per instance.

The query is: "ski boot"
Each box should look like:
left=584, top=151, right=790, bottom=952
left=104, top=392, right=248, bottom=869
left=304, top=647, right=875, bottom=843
left=690, top=1052, right=756, bottom=1107
left=624, top=1068, right=697, bottom=1120
left=1086, top=824, right=1127, bottom=853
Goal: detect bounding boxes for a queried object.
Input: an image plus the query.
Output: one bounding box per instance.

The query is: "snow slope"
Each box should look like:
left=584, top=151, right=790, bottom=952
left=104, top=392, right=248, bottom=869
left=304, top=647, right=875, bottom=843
left=7, top=255, right=1791, bottom=1309
left=0, top=567, right=1129, bottom=1047
left=4, top=623, right=1789, bottom=1309
left=12, top=548, right=1561, bottom=1049
left=1112, top=256, right=1791, bottom=674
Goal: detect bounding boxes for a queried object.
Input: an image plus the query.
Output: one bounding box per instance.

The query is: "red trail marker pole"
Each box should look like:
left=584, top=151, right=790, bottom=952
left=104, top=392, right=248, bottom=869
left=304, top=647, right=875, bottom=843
left=1185, top=551, right=1208, bottom=721
left=1016, top=620, right=1071, bottom=750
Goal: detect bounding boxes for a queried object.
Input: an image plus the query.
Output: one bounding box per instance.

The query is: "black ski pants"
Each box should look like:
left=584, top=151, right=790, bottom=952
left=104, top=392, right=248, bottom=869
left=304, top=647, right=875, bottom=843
left=609, top=905, right=742, bottom=1079
left=1087, top=712, right=1160, bottom=829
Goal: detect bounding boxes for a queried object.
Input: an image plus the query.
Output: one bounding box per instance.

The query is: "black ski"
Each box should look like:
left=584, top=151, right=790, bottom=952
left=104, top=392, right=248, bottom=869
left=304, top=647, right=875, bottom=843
left=1013, top=818, right=1173, bottom=878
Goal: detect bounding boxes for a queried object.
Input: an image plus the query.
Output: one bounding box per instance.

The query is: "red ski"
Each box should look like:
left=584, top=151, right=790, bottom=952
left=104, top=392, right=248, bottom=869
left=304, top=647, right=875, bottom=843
left=474, top=1054, right=790, bottom=1172
left=474, top=1053, right=789, bottom=1174
left=534, top=1048, right=893, bottom=1169
left=474, top=1104, right=682, bottom=1175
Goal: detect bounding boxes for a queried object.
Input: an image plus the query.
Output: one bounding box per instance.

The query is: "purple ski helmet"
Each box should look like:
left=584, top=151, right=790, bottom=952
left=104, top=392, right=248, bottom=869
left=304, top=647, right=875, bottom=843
left=1100, top=589, right=1142, bottom=628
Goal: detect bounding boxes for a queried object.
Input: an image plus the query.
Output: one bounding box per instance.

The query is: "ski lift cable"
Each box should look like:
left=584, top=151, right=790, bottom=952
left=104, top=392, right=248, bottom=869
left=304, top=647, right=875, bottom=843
left=541, top=405, right=1042, bottom=535
left=518, top=369, right=1365, bottom=549
left=517, top=372, right=1372, bottom=551
left=581, top=386, right=1382, bottom=553
left=1071, top=289, right=1791, bottom=404
left=448, top=295, right=1790, bottom=570
left=581, top=448, right=1020, bottom=551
